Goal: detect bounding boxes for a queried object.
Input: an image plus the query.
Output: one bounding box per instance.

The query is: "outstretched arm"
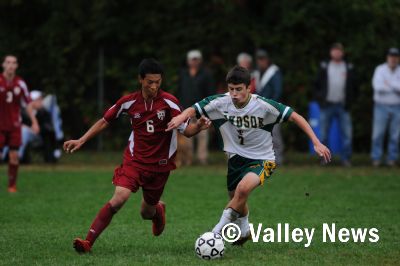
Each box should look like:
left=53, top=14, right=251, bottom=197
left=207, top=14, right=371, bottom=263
left=288, top=111, right=331, bottom=163
left=166, top=107, right=197, bottom=132
left=63, top=118, right=109, bottom=153
left=182, top=116, right=211, bottom=137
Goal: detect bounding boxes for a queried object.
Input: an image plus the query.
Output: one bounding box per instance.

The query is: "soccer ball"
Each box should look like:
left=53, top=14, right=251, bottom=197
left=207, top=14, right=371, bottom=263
left=195, top=232, right=225, bottom=260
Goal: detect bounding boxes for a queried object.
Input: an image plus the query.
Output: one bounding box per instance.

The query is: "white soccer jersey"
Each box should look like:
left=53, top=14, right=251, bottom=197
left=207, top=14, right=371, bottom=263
left=193, top=94, right=293, bottom=161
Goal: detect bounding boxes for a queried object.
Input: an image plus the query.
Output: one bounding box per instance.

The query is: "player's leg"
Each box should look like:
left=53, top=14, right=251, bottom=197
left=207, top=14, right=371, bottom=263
left=229, top=190, right=250, bottom=240
left=140, top=171, right=169, bottom=236
left=140, top=198, right=166, bottom=236
left=213, top=159, right=275, bottom=244
left=74, top=186, right=131, bottom=253
left=228, top=172, right=260, bottom=216
left=212, top=155, right=252, bottom=235
left=8, top=149, right=19, bottom=193
left=228, top=190, right=248, bottom=215
left=140, top=198, right=157, bottom=219
left=229, top=191, right=249, bottom=231
left=212, top=172, right=260, bottom=235
left=7, top=128, right=22, bottom=192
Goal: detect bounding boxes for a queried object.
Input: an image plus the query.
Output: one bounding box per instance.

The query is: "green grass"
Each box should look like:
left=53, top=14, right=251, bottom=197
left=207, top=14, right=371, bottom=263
left=0, top=152, right=399, bottom=265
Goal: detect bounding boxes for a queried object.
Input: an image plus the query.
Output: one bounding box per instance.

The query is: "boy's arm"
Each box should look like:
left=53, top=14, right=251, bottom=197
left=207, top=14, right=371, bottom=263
left=182, top=116, right=211, bottom=137
left=166, top=107, right=197, bottom=132
left=288, top=111, right=331, bottom=163
left=63, top=118, right=109, bottom=153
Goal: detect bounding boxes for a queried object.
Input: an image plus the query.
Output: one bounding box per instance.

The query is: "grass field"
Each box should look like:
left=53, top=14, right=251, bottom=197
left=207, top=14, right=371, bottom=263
left=0, top=152, right=399, bottom=265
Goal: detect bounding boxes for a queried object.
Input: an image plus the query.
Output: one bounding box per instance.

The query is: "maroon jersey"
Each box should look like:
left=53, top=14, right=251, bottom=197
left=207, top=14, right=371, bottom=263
left=0, top=74, right=31, bottom=130
left=103, top=89, right=187, bottom=172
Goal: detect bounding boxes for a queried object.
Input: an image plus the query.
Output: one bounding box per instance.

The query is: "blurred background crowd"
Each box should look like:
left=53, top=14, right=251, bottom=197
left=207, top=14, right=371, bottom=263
left=1, top=0, right=399, bottom=167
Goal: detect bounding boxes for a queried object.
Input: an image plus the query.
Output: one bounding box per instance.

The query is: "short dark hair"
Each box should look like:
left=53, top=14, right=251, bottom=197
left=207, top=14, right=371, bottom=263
left=226, top=66, right=251, bottom=86
left=138, top=58, right=164, bottom=78
left=331, top=42, right=344, bottom=51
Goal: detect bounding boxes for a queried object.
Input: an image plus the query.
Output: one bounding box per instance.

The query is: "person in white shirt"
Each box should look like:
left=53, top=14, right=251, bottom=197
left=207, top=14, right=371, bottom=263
left=371, top=47, right=400, bottom=167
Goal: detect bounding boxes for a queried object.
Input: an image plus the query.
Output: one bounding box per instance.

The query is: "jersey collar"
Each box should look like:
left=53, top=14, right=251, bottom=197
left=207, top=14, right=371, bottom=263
left=233, top=94, right=252, bottom=110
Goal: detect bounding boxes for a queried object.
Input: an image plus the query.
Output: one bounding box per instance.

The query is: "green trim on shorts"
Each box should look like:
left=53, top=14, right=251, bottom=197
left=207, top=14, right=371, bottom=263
left=227, top=154, right=275, bottom=191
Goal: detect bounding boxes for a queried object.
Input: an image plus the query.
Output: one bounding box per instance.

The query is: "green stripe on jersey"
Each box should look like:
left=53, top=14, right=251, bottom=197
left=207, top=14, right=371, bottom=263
left=257, top=96, right=293, bottom=122
left=192, top=94, right=226, bottom=118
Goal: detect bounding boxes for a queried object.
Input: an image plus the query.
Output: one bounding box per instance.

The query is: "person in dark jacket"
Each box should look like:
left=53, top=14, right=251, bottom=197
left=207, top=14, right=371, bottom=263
left=314, top=43, right=357, bottom=166
left=177, top=50, right=215, bottom=166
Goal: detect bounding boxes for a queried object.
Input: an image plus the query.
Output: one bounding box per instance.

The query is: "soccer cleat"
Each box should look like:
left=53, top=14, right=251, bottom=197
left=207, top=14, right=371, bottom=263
left=73, top=238, right=91, bottom=253
left=152, top=201, right=166, bottom=236
left=7, top=185, right=17, bottom=193
left=231, top=232, right=252, bottom=246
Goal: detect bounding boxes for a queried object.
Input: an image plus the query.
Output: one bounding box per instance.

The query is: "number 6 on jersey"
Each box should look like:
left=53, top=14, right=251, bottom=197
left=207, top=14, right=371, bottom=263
left=146, top=120, right=154, bottom=133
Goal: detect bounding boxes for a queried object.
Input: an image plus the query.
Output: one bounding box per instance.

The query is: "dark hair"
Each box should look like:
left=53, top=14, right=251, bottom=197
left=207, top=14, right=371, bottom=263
left=226, top=66, right=251, bottom=86
left=138, top=58, right=164, bottom=78
left=331, top=42, right=344, bottom=51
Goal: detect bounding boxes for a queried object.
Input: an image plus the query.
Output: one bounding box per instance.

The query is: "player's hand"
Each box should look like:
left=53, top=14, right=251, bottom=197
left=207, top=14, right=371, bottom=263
left=314, top=142, right=331, bottom=163
left=63, top=139, right=84, bottom=153
left=197, top=116, right=211, bottom=131
left=166, top=115, right=187, bottom=132
left=31, top=122, right=40, bottom=134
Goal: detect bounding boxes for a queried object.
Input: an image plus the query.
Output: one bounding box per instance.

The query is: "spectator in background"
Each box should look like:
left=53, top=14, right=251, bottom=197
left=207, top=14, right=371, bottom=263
left=253, top=49, right=284, bottom=164
left=237, top=52, right=256, bottom=93
left=19, top=90, right=63, bottom=163
left=314, top=43, right=357, bottom=167
left=371, top=48, right=400, bottom=167
left=177, top=50, right=215, bottom=165
left=209, top=49, right=228, bottom=94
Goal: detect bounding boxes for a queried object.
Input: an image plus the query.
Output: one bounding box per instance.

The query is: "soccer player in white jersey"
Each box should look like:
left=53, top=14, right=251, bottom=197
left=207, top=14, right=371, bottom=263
left=166, top=66, right=331, bottom=245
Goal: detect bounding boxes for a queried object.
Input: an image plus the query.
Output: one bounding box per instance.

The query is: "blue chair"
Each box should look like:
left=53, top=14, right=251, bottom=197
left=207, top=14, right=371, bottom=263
left=308, top=101, right=342, bottom=154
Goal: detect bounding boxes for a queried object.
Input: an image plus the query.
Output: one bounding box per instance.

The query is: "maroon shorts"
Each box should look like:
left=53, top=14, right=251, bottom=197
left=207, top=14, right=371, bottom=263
left=0, top=128, right=22, bottom=150
left=112, top=163, right=170, bottom=205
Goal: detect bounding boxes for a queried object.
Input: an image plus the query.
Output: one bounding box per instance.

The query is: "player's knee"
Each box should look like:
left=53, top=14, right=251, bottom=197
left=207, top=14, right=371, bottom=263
left=110, top=193, right=129, bottom=207
left=110, top=199, right=125, bottom=209
left=9, top=154, right=19, bottom=165
left=234, top=185, right=250, bottom=200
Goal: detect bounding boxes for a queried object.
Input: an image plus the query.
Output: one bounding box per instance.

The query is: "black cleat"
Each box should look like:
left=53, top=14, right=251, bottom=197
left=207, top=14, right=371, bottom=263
left=231, top=233, right=252, bottom=246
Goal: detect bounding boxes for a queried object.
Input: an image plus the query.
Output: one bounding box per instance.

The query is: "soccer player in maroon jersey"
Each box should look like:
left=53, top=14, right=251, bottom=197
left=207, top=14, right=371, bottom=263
left=64, top=58, right=210, bottom=253
left=0, top=55, right=39, bottom=192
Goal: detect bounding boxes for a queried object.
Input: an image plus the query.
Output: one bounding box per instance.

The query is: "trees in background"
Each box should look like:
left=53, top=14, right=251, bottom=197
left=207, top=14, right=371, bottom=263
left=1, top=0, right=399, bottom=151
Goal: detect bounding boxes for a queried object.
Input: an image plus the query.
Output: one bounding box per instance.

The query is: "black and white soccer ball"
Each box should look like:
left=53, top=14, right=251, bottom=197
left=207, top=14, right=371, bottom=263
left=195, top=232, right=225, bottom=260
